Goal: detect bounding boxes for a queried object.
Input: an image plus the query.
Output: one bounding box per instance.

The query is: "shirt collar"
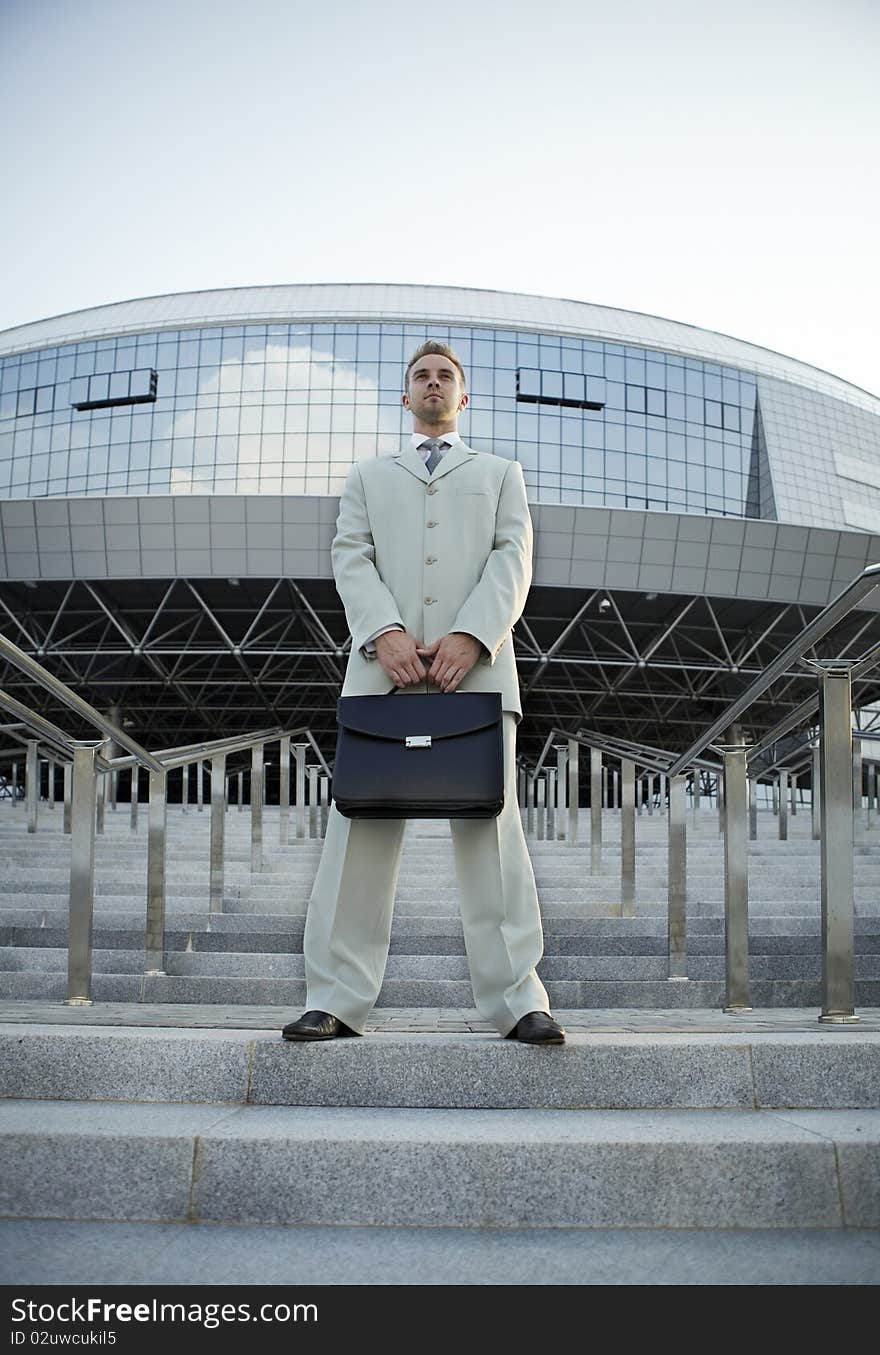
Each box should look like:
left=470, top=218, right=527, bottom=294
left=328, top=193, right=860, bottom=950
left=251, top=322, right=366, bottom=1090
left=411, top=430, right=461, bottom=455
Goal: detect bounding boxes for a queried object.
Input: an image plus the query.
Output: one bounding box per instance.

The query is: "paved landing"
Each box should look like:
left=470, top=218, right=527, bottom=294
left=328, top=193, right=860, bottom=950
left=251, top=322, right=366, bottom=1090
left=0, top=999, right=878, bottom=1033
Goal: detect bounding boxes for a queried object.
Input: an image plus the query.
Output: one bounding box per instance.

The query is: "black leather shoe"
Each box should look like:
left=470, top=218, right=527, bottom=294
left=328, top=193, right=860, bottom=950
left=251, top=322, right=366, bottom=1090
left=504, top=1011, right=566, bottom=1044
left=281, top=1010, right=360, bottom=1041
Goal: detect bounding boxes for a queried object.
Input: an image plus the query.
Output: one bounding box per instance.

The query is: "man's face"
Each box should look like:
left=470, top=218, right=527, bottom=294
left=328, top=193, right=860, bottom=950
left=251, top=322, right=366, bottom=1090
left=402, top=354, right=468, bottom=426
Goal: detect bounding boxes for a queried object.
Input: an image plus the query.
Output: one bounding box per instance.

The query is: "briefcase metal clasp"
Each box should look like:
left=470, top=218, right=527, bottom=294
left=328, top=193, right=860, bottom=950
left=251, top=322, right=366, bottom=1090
left=405, top=735, right=432, bottom=748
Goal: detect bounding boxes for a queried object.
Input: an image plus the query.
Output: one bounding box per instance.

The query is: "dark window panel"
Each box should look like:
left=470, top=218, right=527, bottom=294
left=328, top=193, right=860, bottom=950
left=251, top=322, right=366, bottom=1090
left=16, top=388, right=36, bottom=417
left=625, top=385, right=646, bottom=413
left=705, top=399, right=723, bottom=427
left=646, top=388, right=666, bottom=416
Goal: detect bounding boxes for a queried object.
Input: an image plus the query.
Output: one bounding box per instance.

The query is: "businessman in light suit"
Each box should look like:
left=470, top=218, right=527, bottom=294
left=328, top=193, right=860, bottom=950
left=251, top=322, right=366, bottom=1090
left=282, top=341, right=565, bottom=1045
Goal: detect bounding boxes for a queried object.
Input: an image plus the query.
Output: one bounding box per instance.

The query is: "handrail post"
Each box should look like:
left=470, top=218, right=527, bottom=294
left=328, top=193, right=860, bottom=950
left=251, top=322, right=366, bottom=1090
left=62, top=762, right=72, bottom=835
left=526, top=773, right=535, bottom=836
left=778, top=770, right=788, bottom=840
left=659, top=770, right=666, bottom=816
left=67, top=743, right=98, bottom=1005
left=536, top=775, right=546, bottom=840
left=721, top=737, right=752, bottom=1013
left=130, top=767, right=139, bottom=831
left=748, top=774, right=758, bottom=840
left=48, top=760, right=56, bottom=811
left=646, top=773, right=654, bottom=816
left=182, top=762, right=189, bottom=814
left=811, top=740, right=821, bottom=840
left=590, top=747, right=602, bottom=873
left=818, top=665, right=859, bottom=1023
left=279, top=735, right=290, bottom=846
left=717, top=771, right=724, bottom=834
left=197, top=758, right=204, bottom=812
left=294, top=743, right=306, bottom=840
left=319, top=773, right=330, bottom=838
left=667, top=773, right=687, bottom=980
left=567, top=738, right=578, bottom=845
left=791, top=773, right=798, bottom=816
left=237, top=770, right=243, bottom=812
left=26, top=739, right=38, bottom=834
left=308, top=766, right=318, bottom=838
left=621, top=759, right=635, bottom=916
left=555, top=745, right=567, bottom=840
left=852, top=740, right=863, bottom=825
left=210, top=753, right=226, bottom=913
left=546, top=768, right=556, bottom=841
left=96, top=771, right=105, bottom=836
left=146, top=767, right=167, bottom=975
left=251, top=743, right=264, bottom=872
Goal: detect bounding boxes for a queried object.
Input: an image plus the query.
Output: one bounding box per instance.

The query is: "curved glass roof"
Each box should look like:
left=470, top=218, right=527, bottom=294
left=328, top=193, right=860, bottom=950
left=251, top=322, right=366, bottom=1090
left=0, top=281, right=877, bottom=411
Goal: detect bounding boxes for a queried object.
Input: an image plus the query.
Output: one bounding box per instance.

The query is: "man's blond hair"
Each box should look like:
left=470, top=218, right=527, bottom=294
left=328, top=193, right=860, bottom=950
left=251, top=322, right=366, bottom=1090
left=404, top=341, right=467, bottom=393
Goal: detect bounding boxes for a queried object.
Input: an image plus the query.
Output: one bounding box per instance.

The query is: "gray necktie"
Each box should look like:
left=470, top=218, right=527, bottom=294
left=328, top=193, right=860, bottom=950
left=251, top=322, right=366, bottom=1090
left=422, top=438, right=449, bottom=475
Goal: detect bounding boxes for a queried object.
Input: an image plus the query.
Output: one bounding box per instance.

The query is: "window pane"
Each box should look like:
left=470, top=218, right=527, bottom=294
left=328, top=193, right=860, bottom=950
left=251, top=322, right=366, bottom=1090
left=517, top=368, right=540, bottom=397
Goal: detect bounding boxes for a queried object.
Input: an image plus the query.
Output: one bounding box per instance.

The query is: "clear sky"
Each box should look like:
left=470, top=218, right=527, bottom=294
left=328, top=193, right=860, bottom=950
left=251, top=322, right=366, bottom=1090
left=2, top=0, right=878, bottom=396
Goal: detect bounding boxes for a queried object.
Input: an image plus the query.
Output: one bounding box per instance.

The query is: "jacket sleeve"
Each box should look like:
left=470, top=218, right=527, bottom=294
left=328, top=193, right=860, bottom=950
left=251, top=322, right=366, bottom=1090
left=449, top=458, right=533, bottom=666
left=331, top=463, right=406, bottom=658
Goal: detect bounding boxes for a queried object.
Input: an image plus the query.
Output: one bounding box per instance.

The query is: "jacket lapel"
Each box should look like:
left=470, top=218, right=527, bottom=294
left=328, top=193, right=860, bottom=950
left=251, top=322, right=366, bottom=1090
left=393, top=440, right=477, bottom=485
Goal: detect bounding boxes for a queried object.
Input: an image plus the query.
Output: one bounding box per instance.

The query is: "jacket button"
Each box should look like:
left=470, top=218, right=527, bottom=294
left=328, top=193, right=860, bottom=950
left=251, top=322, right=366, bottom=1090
left=425, top=556, right=436, bottom=564
left=426, top=485, right=437, bottom=495
left=426, top=520, right=436, bottom=528
left=424, top=597, right=435, bottom=604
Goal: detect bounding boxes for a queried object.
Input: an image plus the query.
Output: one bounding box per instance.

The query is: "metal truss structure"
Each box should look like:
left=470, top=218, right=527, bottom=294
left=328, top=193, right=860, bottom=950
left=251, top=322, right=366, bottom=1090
left=1, top=577, right=879, bottom=774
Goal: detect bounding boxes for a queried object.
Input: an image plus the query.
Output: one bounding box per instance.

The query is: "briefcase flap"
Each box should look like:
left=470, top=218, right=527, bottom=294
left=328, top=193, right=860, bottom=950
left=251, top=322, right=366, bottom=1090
left=336, top=692, right=502, bottom=744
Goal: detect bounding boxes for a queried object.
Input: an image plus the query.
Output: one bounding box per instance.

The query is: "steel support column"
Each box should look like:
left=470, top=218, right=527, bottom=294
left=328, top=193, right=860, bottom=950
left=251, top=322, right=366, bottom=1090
left=667, top=774, right=687, bottom=980
left=591, top=746, right=602, bottom=874
left=250, top=744, right=264, bottom=873
left=146, top=767, right=167, bottom=976
left=818, top=667, right=859, bottom=1023
left=67, top=744, right=98, bottom=1005
left=722, top=741, right=751, bottom=1013
left=621, top=759, right=635, bottom=916
left=210, top=753, right=226, bottom=913
left=567, top=739, right=579, bottom=845
left=26, top=739, right=38, bottom=834
left=279, top=735, right=290, bottom=846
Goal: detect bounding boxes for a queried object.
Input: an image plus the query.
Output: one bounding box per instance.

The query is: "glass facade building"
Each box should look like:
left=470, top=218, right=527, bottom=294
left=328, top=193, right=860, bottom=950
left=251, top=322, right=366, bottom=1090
left=0, top=283, right=877, bottom=531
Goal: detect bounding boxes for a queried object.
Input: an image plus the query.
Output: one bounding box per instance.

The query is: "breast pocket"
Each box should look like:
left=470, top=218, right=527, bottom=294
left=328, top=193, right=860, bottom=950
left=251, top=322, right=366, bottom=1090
left=451, top=488, right=496, bottom=538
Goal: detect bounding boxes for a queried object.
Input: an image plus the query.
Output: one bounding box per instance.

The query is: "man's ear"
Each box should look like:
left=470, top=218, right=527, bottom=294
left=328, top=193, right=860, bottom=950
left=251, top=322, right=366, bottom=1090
left=402, top=392, right=411, bottom=411
left=458, top=392, right=469, bottom=412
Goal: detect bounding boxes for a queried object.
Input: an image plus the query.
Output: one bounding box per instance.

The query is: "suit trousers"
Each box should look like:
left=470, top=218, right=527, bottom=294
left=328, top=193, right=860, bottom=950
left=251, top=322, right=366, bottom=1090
left=302, top=711, right=550, bottom=1036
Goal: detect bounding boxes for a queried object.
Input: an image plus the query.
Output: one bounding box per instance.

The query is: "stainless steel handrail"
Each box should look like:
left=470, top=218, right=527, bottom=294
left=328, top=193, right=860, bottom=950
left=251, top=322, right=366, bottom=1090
left=0, top=634, right=331, bottom=1005
left=667, top=563, right=880, bottom=778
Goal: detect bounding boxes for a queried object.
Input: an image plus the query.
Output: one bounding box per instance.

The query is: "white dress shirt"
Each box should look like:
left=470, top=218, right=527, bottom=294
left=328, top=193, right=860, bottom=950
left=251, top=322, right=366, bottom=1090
left=361, top=432, right=461, bottom=655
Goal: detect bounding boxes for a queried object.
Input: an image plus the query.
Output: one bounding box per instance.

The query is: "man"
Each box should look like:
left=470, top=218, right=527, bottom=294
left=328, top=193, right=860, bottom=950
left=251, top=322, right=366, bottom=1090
left=282, top=341, right=565, bottom=1046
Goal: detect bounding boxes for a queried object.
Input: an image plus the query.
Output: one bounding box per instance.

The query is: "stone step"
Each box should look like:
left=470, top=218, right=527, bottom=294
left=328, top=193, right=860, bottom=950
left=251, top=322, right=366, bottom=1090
left=4, top=1218, right=880, bottom=1286
left=4, top=947, right=880, bottom=982
left=1, top=1095, right=876, bottom=1228
left=2, top=908, right=878, bottom=937
left=2, top=1025, right=879, bottom=1109
left=1, top=971, right=879, bottom=1006
left=2, top=924, right=880, bottom=956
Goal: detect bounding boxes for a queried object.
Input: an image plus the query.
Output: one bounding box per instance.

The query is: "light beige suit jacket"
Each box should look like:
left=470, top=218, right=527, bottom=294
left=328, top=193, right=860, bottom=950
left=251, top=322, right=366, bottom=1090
left=331, top=441, right=533, bottom=722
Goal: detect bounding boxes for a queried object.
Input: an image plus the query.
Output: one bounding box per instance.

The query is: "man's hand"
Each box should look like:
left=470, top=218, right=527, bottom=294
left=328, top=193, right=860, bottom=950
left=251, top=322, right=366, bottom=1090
left=374, top=629, right=431, bottom=687
left=415, top=632, right=482, bottom=693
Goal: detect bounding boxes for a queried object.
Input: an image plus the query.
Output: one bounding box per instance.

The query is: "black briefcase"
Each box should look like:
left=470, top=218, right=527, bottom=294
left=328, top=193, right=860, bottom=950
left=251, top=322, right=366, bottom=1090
left=332, top=690, right=504, bottom=819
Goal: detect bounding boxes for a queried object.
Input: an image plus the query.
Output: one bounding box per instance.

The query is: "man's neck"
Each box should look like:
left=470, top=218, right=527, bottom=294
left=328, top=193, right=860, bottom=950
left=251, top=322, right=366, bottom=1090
left=412, top=420, right=459, bottom=437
